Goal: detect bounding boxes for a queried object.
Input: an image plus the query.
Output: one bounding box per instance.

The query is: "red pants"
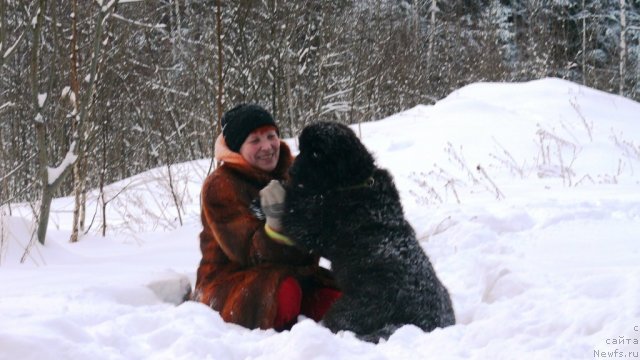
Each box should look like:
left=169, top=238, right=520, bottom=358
left=274, top=277, right=342, bottom=331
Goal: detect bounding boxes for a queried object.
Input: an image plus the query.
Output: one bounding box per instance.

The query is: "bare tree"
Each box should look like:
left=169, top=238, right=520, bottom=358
left=31, top=0, right=75, bottom=245
left=69, top=0, right=82, bottom=243
left=69, top=0, right=119, bottom=243
left=26, top=0, right=120, bottom=245
left=582, top=0, right=588, bottom=85
left=427, top=0, right=437, bottom=73
left=619, top=0, right=627, bottom=96
left=215, top=0, right=224, bottom=129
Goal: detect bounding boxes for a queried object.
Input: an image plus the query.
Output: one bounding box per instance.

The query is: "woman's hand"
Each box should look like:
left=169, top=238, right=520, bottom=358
left=259, top=180, right=286, bottom=232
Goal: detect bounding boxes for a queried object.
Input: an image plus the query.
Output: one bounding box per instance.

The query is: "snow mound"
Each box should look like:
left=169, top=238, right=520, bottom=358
left=2, top=78, right=640, bottom=359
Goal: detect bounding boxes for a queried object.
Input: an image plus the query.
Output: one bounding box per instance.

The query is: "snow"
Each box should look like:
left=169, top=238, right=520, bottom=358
left=38, top=93, right=47, bottom=108
left=47, top=142, right=78, bottom=185
left=2, top=78, right=640, bottom=359
left=0, top=102, right=14, bottom=111
left=3, top=33, right=24, bottom=60
left=101, top=0, right=118, bottom=13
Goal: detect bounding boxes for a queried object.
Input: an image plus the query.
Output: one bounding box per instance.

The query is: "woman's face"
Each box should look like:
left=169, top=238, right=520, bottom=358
left=239, top=126, right=280, bottom=172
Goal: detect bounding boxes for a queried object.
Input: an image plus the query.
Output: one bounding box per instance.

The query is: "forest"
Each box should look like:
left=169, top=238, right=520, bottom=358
left=1, top=0, right=639, bottom=243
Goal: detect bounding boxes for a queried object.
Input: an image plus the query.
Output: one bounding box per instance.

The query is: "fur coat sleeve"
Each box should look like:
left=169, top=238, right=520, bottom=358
left=199, top=166, right=315, bottom=267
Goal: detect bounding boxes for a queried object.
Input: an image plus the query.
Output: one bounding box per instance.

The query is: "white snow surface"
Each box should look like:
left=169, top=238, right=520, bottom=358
left=1, top=78, right=640, bottom=360
left=47, top=142, right=78, bottom=186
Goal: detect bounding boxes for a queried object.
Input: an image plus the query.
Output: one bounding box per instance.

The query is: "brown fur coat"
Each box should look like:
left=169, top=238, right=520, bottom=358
left=193, top=135, right=335, bottom=329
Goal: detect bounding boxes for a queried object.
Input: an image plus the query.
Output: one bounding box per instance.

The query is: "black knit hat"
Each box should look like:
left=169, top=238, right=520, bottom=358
left=221, top=103, right=278, bottom=152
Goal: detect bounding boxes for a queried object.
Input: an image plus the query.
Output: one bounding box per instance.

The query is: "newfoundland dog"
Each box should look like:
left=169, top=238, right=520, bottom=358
left=281, top=121, right=455, bottom=342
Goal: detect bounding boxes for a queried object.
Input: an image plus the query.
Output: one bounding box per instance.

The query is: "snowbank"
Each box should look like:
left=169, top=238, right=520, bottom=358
left=1, top=78, right=639, bottom=360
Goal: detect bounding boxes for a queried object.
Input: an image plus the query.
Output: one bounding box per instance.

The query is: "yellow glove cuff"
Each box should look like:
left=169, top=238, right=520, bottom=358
left=264, top=224, right=295, bottom=246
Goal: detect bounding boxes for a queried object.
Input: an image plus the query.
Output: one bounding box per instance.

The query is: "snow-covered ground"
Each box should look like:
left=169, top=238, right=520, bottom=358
left=1, top=78, right=639, bottom=360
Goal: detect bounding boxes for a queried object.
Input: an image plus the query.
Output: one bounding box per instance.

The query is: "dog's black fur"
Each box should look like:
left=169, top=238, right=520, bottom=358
left=282, top=121, right=455, bottom=342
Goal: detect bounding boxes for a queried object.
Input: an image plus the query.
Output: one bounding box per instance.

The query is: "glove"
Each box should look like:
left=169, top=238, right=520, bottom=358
left=259, top=180, right=286, bottom=232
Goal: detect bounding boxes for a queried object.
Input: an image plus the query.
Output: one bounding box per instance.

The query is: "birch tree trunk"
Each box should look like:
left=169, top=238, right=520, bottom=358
left=69, top=0, right=82, bottom=243
left=212, top=0, right=224, bottom=170
left=427, top=0, right=437, bottom=72
left=69, top=0, right=118, bottom=242
left=619, top=0, right=627, bottom=96
left=582, top=0, right=587, bottom=85
left=32, top=0, right=75, bottom=245
left=0, top=0, right=5, bottom=69
left=32, top=0, right=51, bottom=245
left=215, top=0, right=224, bottom=131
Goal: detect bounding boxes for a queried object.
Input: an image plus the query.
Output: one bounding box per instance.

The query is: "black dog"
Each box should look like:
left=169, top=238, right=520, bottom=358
left=282, top=121, right=455, bottom=342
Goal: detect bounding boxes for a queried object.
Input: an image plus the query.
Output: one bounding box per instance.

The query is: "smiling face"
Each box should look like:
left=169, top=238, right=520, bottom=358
left=239, top=125, right=281, bottom=172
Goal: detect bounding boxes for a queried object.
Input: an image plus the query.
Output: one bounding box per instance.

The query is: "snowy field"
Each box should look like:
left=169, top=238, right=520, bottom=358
left=1, top=78, right=639, bottom=360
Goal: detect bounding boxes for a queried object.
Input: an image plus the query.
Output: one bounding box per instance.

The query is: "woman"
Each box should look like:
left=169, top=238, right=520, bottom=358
left=193, top=103, right=340, bottom=331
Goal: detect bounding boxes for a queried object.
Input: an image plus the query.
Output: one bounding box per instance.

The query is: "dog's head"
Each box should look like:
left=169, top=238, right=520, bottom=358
left=289, top=121, right=375, bottom=193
